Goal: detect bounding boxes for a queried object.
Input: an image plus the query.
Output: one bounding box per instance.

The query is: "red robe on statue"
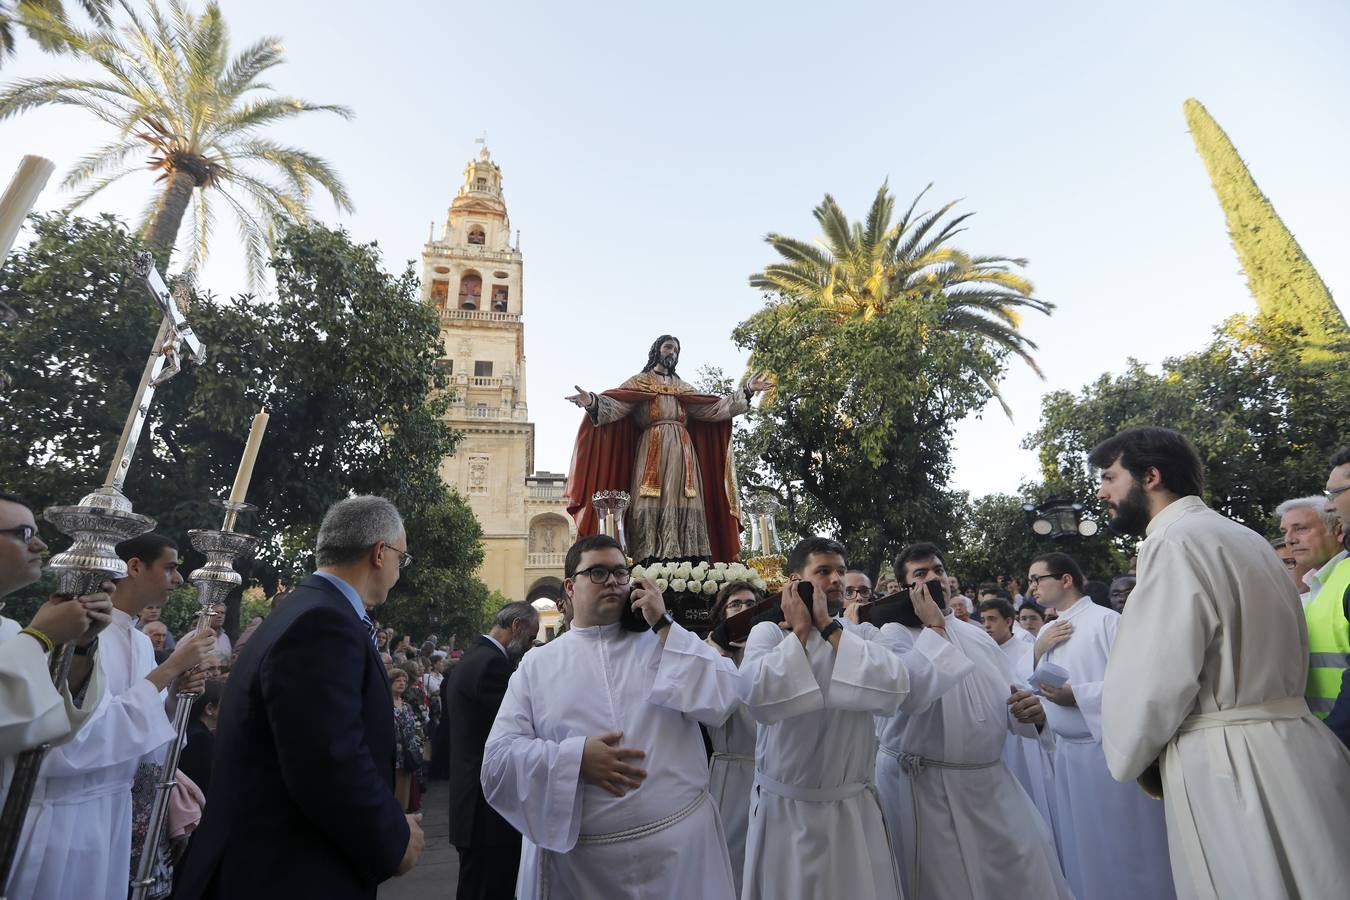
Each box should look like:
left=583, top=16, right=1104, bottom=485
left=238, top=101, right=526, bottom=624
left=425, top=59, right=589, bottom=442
left=564, top=388, right=742, bottom=562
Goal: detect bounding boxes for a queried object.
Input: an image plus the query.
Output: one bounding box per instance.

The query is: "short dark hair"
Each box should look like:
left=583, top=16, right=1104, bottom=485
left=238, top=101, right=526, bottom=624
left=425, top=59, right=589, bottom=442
left=893, top=542, right=945, bottom=582
left=1331, top=446, right=1350, bottom=469
left=189, top=678, right=226, bottom=725
left=0, top=491, right=33, bottom=512
left=1087, top=426, right=1205, bottom=498
left=977, top=598, right=1016, bottom=621
left=711, top=580, right=763, bottom=625
left=787, top=536, right=846, bottom=575
left=1084, top=579, right=1110, bottom=608
left=1019, top=602, right=1047, bottom=621
left=1030, top=551, right=1085, bottom=591
left=116, top=533, right=178, bottom=566
left=564, top=534, right=623, bottom=578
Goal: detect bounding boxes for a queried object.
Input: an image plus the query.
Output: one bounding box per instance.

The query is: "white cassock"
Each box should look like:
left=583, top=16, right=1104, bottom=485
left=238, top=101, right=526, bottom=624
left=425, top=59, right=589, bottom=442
left=10, top=608, right=174, bottom=900
left=739, top=619, right=970, bottom=900
left=482, top=621, right=740, bottom=900
left=1041, top=595, right=1175, bottom=900
left=874, top=616, right=1070, bottom=900
left=706, top=685, right=755, bottom=897
left=996, top=634, right=1058, bottom=838
left=0, top=617, right=105, bottom=801
left=1102, top=496, right=1350, bottom=900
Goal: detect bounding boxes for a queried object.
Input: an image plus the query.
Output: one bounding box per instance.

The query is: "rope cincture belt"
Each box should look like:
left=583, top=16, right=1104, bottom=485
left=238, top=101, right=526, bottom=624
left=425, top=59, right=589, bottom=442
left=878, top=744, right=1000, bottom=775
left=710, top=752, right=754, bottom=765
left=576, top=791, right=709, bottom=847
left=753, top=770, right=873, bottom=803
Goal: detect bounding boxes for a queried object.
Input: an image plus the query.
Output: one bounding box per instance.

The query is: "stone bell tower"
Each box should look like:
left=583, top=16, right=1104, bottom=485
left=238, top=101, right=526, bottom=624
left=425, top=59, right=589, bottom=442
left=422, top=145, right=571, bottom=610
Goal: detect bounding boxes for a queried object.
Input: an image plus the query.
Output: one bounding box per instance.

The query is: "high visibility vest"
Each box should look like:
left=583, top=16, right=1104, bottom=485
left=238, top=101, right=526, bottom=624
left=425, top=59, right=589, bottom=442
left=1305, top=557, right=1350, bottom=718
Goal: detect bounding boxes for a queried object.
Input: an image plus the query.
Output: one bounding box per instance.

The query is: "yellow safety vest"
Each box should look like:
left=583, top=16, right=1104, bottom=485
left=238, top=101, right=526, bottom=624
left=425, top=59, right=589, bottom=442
left=1305, top=557, right=1350, bottom=718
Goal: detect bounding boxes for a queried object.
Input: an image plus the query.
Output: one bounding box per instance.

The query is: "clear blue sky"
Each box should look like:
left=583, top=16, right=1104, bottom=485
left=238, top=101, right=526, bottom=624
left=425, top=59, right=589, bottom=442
left=4, top=0, right=1349, bottom=497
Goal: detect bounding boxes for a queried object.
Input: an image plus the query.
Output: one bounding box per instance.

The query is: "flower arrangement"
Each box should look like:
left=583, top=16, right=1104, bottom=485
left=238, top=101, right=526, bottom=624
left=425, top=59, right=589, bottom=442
left=630, top=560, right=769, bottom=597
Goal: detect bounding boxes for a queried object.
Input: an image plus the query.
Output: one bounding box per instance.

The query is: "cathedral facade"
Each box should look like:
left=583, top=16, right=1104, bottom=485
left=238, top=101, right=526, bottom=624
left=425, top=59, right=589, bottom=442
left=421, top=146, right=572, bottom=621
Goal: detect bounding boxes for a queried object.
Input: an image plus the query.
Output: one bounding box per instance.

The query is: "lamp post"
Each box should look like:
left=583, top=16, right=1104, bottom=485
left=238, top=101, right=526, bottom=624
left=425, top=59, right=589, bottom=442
left=1023, top=497, right=1099, bottom=541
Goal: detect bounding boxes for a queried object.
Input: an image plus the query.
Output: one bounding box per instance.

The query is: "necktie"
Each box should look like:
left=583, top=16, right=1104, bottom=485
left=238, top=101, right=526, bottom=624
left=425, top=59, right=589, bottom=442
left=361, top=615, right=377, bottom=648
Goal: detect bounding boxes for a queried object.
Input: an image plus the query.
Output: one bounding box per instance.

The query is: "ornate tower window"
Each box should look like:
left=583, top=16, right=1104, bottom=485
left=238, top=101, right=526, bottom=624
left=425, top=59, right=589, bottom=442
left=474, top=360, right=494, bottom=377
left=491, top=285, right=509, bottom=311
left=468, top=225, right=486, bottom=245
left=475, top=177, right=487, bottom=191
left=431, top=279, right=449, bottom=306
left=469, top=455, right=489, bottom=494
left=459, top=272, right=482, bottom=308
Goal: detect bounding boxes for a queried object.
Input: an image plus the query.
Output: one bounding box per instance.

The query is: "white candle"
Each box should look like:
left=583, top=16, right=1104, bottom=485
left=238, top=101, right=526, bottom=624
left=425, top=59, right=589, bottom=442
left=0, top=155, right=56, bottom=261
left=228, top=408, right=269, bottom=503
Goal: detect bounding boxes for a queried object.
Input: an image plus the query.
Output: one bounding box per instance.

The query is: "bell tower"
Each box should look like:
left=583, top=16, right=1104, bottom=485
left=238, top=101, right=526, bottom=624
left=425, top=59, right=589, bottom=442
left=423, top=145, right=537, bottom=599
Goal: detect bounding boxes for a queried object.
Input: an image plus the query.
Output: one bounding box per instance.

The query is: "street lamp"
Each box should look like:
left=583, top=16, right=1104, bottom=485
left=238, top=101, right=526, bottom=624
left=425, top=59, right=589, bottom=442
left=1023, top=497, right=1099, bottom=541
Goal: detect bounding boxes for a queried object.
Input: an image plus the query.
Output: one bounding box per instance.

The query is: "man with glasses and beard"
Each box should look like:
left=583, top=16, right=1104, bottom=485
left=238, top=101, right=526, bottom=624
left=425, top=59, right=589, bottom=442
left=1097, top=427, right=1350, bottom=900
left=446, top=601, right=539, bottom=899
left=481, top=535, right=742, bottom=899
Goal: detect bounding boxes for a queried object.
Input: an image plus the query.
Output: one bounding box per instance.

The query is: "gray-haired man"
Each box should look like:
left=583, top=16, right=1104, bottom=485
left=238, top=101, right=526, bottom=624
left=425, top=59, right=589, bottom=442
left=447, top=600, right=540, bottom=899
left=175, top=496, right=424, bottom=899
left=1277, top=495, right=1345, bottom=605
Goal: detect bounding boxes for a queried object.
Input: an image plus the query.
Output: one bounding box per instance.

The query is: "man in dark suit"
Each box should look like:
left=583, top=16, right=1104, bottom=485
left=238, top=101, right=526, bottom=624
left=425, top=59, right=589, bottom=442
left=446, top=600, right=540, bottom=899
left=174, top=496, right=425, bottom=899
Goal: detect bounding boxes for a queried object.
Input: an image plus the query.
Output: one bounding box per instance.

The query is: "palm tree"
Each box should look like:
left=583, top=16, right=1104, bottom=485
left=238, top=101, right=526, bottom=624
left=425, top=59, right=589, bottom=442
left=0, top=0, right=353, bottom=284
left=0, top=0, right=112, bottom=67
left=748, top=183, right=1052, bottom=409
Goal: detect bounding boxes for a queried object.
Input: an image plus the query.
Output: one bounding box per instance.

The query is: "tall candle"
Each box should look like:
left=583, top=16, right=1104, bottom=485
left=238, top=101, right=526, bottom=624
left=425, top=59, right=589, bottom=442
left=228, top=408, right=269, bottom=503
left=0, top=155, right=56, bottom=261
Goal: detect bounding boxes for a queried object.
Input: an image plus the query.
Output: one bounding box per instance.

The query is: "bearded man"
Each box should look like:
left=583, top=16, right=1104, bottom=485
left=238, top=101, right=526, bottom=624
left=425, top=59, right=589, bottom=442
left=564, top=335, right=770, bottom=563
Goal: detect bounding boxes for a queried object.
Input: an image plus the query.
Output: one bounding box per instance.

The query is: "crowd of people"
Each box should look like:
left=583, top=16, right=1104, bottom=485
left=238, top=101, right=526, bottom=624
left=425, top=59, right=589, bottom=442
left=4, top=425, right=1350, bottom=899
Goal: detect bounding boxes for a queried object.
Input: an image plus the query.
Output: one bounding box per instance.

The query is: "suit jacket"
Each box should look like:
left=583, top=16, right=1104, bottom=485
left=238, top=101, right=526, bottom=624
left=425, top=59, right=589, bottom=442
left=446, top=635, right=518, bottom=849
left=173, top=574, right=409, bottom=899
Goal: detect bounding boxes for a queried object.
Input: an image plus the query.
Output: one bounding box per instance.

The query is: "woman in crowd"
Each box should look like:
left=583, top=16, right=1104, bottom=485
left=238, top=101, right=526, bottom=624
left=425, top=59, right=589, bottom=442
left=179, top=678, right=225, bottom=797
left=705, top=579, right=762, bottom=896
left=390, top=667, right=424, bottom=812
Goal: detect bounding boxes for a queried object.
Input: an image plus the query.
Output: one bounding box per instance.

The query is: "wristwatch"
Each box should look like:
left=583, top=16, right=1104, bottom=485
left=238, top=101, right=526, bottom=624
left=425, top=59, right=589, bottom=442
left=652, top=612, right=676, bottom=634
left=819, top=620, right=843, bottom=641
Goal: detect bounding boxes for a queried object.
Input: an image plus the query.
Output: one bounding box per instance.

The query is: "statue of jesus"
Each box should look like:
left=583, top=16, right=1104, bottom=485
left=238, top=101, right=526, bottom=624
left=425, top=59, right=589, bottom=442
left=563, top=335, right=771, bottom=563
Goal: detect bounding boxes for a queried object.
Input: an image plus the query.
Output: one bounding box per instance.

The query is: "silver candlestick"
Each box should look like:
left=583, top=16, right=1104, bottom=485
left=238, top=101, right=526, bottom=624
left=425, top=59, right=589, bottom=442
left=591, top=490, right=631, bottom=554
left=744, top=491, right=783, bottom=557
left=130, top=502, right=257, bottom=900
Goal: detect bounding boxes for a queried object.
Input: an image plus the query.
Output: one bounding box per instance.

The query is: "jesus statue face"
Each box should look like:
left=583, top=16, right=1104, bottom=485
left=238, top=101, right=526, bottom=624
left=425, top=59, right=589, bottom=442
left=656, top=337, right=679, bottom=372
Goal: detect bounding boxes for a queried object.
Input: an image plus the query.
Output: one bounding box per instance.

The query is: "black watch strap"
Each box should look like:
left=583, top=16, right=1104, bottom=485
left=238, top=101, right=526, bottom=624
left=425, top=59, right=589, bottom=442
left=819, top=620, right=843, bottom=641
left=652, top=612, right=675, bottom=634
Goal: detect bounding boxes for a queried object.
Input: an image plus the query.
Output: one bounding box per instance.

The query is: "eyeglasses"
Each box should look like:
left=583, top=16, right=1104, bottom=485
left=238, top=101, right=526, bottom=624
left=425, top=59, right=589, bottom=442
left=1324, top=485, right=1350, bottom=500
left=0, top=525, right=37, bottom=544
left=843, top=586, right=873, bottom=599
left=382, top=544, right=414, bottom=569
left=724, top=597, right=757, bottom=613
left=573, top=565, right=632, bottom=585
left=1026, top=573, right=1063, bottom=586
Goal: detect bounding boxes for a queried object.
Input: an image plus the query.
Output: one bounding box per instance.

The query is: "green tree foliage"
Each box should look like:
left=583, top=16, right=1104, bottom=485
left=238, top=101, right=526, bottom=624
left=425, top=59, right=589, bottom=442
left=735, top=184, right=1050, bottom=577
left=0, top=214, right=488, bottom=640
left=0, top=0, right=352, bottom=283
left=0, top=0, right=112, bottom=67
left=1027, top=313, right=1349, bottom=534
left=1183, top=98, right=1348, bottom=362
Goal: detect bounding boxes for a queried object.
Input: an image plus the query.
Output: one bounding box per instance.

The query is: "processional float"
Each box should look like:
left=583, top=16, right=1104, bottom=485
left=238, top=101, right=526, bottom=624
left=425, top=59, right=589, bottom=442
left=0, top=247, right=205, bottom=897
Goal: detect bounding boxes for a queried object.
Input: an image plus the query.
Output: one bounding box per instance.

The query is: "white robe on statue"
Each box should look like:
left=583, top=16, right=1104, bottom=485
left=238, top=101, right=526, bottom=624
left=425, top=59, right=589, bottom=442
left=738, top=619, right=970, bottom=900
left=1102, top=496, right=1350, bottom=900
left=996, top=634, right=1058, bottom=837
left=874, top=616, right=1070, bottom=900
left=706, top=693, right=755, bottom=897
left=0, top=618, right=105, bottom=803
left=1041, top=595, right=1175, bottom=900
left=9, top=608, right=174, bottom=900
left=482, top=621, right=740, bottom=900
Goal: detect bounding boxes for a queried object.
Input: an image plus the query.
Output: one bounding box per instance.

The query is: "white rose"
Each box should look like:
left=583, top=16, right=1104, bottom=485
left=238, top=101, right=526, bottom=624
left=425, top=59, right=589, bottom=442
left=728, top=564, right=749, bottom=579
left=704, top=569, right=724, bottom=583
left=655, top=578, right=669, bottom=592
left=702, top=580, right=719, bottom=595
left=693, top=563, right=710, bottom=576
left=687, top=580, right=703, bottom=594
left=631, top=565, right=647, bottom=580
left=649, top=564, right=667, bottom=579
left=751, top=577, right=767, bottom=591
left=670, top=578, right=687, bottom=593
left=714, top=561, right=729, bottom=570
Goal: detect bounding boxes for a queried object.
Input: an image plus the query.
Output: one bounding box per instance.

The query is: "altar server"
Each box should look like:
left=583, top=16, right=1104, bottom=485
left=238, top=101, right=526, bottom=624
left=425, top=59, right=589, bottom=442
left=1096, top=426, right=1350, bottom=900
left=482, top=534, right=741, bottom=900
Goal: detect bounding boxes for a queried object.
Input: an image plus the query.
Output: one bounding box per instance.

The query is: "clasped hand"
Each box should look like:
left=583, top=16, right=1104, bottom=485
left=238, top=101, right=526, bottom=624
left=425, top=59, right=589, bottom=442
left=581, top=731, right=648, bottom=797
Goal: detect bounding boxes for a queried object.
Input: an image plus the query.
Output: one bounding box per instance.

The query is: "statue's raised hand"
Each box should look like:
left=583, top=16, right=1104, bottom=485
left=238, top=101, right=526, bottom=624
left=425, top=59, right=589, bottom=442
left=566, top=385, right=593, bottom=408
left=745, top=371, right=773, bottom=393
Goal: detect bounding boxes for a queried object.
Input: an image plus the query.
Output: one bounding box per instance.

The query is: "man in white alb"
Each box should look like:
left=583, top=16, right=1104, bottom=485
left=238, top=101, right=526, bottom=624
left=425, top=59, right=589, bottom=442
left=739, top=537, right=970, bottom=900
left=1096, top=426, right=1350, bottom=900
left=482, top=534, right=741, bottom=899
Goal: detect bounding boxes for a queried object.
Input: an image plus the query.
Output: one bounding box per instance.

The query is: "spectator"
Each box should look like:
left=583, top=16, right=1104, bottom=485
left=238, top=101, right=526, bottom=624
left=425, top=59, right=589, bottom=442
left=1108, top=576, right=1136, bottom=614
left=1084, top=579, right=1111, bottom=608
left=143, top=620, right=172, bottom=664
left=1017, top=602, right=1047, bottom=636
left=390, top=667, right=424, bottom=813
left=1277, top=495, right=1345, bottom=606
left=139, top=602, right=176, bottom=650
left=948, top=594, right=972, bottom=622
left=179, top=679, right=225, bottom=798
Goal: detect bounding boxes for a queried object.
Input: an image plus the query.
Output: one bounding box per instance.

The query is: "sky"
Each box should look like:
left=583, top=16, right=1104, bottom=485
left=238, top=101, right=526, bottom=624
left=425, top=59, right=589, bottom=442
left=4, top=0, right=1349, bottom=499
